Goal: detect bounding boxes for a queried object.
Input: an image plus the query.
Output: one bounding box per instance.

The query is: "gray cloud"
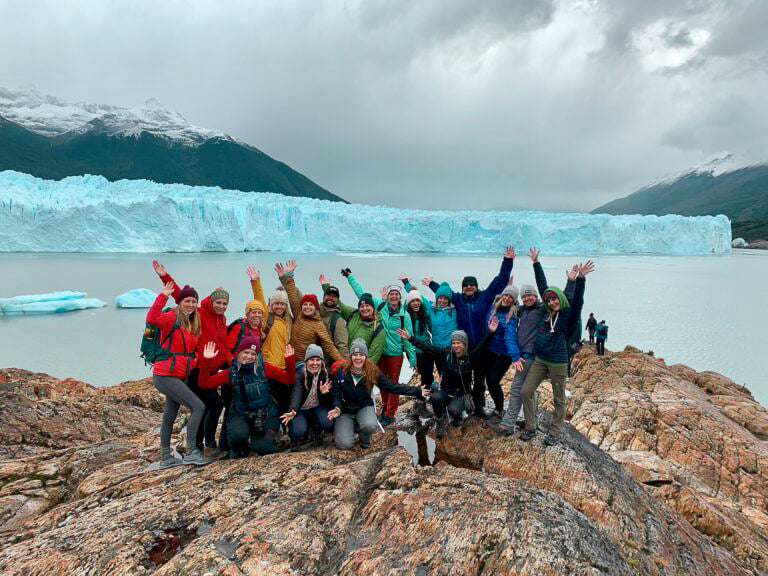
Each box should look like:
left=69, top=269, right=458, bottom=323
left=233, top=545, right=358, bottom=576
left=0, top=0, right=766, bottom=210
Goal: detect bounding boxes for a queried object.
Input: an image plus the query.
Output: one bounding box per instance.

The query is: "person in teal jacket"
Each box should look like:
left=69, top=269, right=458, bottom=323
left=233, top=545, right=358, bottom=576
left=342, top=268, right=416, bottom=427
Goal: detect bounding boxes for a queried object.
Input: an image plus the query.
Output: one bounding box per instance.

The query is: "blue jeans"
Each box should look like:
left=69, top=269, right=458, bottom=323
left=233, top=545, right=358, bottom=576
left=288, top=406, right=334, bottom=439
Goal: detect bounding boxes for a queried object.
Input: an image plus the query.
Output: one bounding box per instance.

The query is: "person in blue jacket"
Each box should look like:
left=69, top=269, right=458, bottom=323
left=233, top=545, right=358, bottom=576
left=520, top=260, right=595, bottom=447
left=595, top=320, right=608, bottom=355
left=424, top=246, right=515, bottom=414
left=484, top=285, right=524, bottom=418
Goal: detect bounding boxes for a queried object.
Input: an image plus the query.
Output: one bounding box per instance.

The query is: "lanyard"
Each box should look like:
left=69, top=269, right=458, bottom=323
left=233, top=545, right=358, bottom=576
left=549, top=312, right=559, bottom=333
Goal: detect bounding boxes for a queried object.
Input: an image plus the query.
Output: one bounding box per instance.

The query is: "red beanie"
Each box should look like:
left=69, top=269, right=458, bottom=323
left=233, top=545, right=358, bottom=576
left=175, top=285, right=198, bottom=304
left=300, top=294, right=320, bottom=309
left=235, top=333, right=261, bottom=356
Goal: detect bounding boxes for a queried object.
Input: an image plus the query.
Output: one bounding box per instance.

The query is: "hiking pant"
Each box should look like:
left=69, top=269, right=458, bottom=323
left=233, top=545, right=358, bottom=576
left=334, top=406, right=378, bottom=450
left=471, top=348, right=492, bottom=412
left=219, top=386, right=232, bottom=451
left=499, top=357, right=535, bottom=431
left=288, top=406, right=334, bottom=439
left=429, top=390, right=464, bottom=422
left=596, top=339, right=606, bottom=355
left=377, top=355, right=404, bottom=418
left=416, top=352, right=435, bottom=389
left=153, top=375, right=204, bottom=452
left=226, top=408, right=280, bottom=456
left=486, top=353, right=512, bottom=412
left=588, top=329, right=595, bottom=344
left=187, top=368, right=224, bottom=448
left=521, top=360, right=567, bottom=437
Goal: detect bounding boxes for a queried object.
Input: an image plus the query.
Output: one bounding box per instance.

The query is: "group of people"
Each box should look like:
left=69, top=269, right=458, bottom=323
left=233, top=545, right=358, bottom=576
left=586, top=313, right=609, bottom=355
left=144, top=248, right=595, bottom=468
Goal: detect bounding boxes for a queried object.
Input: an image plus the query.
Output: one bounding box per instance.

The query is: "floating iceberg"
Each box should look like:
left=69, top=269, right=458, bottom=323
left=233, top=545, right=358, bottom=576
left=0, top=171, right=732, bottom=255
left=0, top=290, right=107, bottom=315
left=116, top=288, right=157, bottom=308
left=731, top=238, right=749, bottom=248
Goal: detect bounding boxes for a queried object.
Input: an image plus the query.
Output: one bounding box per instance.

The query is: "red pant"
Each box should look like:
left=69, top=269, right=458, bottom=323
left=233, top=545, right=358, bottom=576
left=377, top=354, right=404, bottom=418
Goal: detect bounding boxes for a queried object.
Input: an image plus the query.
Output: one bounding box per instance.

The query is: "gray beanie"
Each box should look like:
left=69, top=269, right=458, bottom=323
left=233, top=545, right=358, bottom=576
left=501, top=285, right=519, bottom=300
left=304, top=344, right=324, bottom=362
left=450, top=330, right=468, bottom=346
left=349, top=338, right=369, bottom=356
left=520, top=284, right=537, bottom=298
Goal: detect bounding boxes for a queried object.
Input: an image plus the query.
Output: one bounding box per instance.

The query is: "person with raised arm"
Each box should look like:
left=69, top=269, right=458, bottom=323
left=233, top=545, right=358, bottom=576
left=341, top=268, right=417, bottom=427
left=400, top=280, right=435, bottom=420
left=519, top=260, right=595, bottom=447
left=146, top=281, right=211, bottom=467
left=328, top=339, right=429, bottom=449
left=199, top=335, right=295, bottom=457
left=424, top=246, right=515, bottom=416
left=246, top=265, right=292, bottom=370
left=397, top=316, right=499, bottom=438
left=152, top=260, right=230, bottom=459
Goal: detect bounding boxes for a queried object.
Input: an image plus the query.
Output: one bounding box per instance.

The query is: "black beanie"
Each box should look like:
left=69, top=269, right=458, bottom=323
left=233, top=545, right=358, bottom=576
left=462, top=276, right=478, bottom=287
left=358, top=293, right=375, bottom=308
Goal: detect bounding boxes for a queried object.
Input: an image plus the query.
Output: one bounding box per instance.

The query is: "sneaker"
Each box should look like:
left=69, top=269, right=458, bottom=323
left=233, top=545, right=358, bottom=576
left=183, top=449, right=213, bottom=466
left=486, top=409, right=504, bottom=422
left=158, top=455, right=184, bottom=469
left=435, top=418, right=448, bottom=439
left=519, top=429, right=537, bottom=442
left=544, top=434, right=560, bottom=447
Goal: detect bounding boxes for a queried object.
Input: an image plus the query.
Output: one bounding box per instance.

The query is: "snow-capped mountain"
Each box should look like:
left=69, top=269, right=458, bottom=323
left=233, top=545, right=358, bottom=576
left=0, top=87, right=343, bottom=202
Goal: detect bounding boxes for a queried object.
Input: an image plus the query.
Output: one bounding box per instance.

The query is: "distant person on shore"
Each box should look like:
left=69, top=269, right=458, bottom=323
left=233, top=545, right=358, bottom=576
left=147, top=282, right=211, bottom=467
left=595, top=320, right=608, bottom=355
left=152, top=260, right=230, bottom=459
left=586, top=313, right=597, bottom=344
left=199, top=335, right=295, bottom=457
left=520, top=260, right=594, bottom=447
left=328, top=339, right=429, bottom=449
left=423, top=246, right=515, bottom=417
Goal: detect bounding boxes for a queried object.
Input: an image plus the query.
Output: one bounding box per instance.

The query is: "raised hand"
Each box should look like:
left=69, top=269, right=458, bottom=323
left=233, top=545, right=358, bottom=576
left=284, top=344, right=294, bottom=358
left=152, top=260, right=167, bottom=278
left=528, top=247, right=540, bottom=263
left=319, top=381, right=332, bottom=395
left=246, top=266, right=260, bottom=281
left=488, top=315, right=499, bottom=333
left=566, top=265, right=579, bottom=281
left=284, top=260, right=298, bottom=274
left=203, top=341, right=219, bottom=359
left=421, top=276, right=432, bottom=287
left=340, top=268, right=352, bottom=278
left=507, top=275, right=515, bottom=286
left=327, top=407, right=341, bottom=421
left=504, top=245, right=516, bottom=259
left=319, top=274, right=329, bottom=285
left=578, top=260, right=595, bottom=277
left=398, top=274, right=410, bottom=284
left=274, top=262, right=286, bottom=277
left=397, top=328, right=411, bottom=340
left=380, top=287, right=388, bottom=299
left=280, top=410, right=296, bottom=425
left=160, top=281, right=175, bottom=296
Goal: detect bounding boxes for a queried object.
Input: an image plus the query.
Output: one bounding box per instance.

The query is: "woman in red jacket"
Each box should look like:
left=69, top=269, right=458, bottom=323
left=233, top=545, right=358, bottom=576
left=147, top=282, right=212, bottom=467
left=152, top=260, right=230, bottom=457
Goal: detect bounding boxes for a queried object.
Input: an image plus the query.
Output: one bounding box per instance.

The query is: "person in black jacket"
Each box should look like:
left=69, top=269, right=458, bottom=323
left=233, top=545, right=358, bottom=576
left=586, top=313, right=597, bottom=344
left=328, top=338, right=429, bottom=450
left=280, top=344, right=335, bottom=450
left=398, top=316, right=498, bottom=438
left=520, top=261, right=594, bottom=447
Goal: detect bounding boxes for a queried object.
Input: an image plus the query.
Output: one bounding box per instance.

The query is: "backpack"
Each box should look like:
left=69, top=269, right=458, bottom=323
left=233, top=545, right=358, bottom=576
left=329, top=311, right=341, bottom=340
left=377, top=301, right=404, bottom=330
left=140, top=315, right=179, bottom=366
left=227, top=318, right=248, bottom=353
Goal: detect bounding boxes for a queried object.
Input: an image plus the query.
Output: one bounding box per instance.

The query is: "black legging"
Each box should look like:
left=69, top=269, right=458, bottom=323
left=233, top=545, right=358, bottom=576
left=471, top=348, right=492, bottom=412
left=429, top=389, right=464, bottom=422
left=416, top=352, right=435, bottom=389
left=187, top=368, right=224, bottom=449
left=485, top=352, right=512, bottom=412
left=596, top=339, right=606, bottom=355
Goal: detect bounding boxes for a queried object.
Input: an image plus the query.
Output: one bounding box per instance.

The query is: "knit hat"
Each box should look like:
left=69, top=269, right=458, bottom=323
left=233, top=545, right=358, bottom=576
left=450, top=330, right=468, bottom=346
left=175, top=285, right=198, bottom=304
left=435, top=282, right=453, bottom=301
left=520, top=284, right=537, bottom=298
left=406, top=290, right=421, bottom=306
left=245, top=299, right=266, bottom=316
left=462, top=276, right=478, bottom=287
left=386, top=285, right=402, bottom=298
left=235, top=333, right=261, bottom=356
left=358, top=293, right=374, bottom=308
left=349, top=338, right=369, bottom=356
left=300, top=294, right=320, bottom=309
left=501, top=285, right=519, bottom=300
left=210, top=287, right=229, bottom=303
left=304, top=343, right=324, bottom=362
left=324, top=285, right=340, bottom=297
left=270, top=286, right=289, bottom=305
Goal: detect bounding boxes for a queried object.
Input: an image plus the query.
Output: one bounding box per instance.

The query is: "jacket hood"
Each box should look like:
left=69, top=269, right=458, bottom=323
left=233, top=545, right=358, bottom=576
left=543, top=286, right=570, bottom=311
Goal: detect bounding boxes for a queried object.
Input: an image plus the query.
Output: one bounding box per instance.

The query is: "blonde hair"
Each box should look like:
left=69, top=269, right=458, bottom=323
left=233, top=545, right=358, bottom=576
left=303, top=360, right=328, bottom=391
left=491, top=295, right=517, bottom=324
left=175, top=306, right=202, bottom=337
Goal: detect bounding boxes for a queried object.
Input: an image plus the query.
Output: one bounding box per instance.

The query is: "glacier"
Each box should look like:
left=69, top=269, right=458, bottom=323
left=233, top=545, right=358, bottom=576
left=0, top=171, right=731, bottom=255
left=0, top=291, right=107, bottom=315
left=116, top=288, right=157, bottom=308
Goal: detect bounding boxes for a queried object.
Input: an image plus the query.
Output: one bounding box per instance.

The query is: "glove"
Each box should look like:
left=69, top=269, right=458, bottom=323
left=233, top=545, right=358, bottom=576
left=340, top=268, right=352, bottom=278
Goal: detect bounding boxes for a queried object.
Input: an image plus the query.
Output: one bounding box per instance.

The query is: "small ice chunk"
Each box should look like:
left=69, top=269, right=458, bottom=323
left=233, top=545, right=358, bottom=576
left=116, top=288, right=158, bottom=308
left=0, top=291, right=106, bottom=315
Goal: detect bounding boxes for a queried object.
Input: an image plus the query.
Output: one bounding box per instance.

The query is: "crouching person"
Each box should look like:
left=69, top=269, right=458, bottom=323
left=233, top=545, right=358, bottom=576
left=280, top=344, right=335, bottom=450
left=329, top=338, right=429, bottom=450
left=200, top=335, right=296, bottom=457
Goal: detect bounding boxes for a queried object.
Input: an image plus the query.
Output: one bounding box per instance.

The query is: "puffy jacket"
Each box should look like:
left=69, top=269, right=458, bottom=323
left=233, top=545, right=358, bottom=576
left=410, top=332, right=492, bottom=397
left=250, top=277, right=292, bottom=369
left=486, top=302, right=521, bottom=361
left=347, top=275, right=416, bottom=365
left=146, top=293, right=199, bottom=379
left=331, top=366, right=423, bottom=414
left=533, top=279, right=585, bottom=365
left=429, top=256, right=513, bottom=348
left=517, top=303, right=544, bottom=358
left=289, top=365, right=335, bottom=412
left=295, top=282, right=349, bottom=357
left=403, top=280, right=457, bottom=347
left=161, top=272, right=231, bottom=366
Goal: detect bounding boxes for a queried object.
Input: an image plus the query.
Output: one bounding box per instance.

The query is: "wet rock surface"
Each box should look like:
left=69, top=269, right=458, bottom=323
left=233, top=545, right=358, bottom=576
left=0, top=355, right=765, bottom=575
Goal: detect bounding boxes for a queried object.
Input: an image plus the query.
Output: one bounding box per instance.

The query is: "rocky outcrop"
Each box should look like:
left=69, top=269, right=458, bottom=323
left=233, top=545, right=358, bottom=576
left=0, top=358, right=765, bottom=575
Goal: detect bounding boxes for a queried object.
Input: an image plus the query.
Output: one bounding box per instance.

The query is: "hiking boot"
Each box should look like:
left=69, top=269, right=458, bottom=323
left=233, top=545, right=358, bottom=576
left=203, top=446, right=227, bottom=460
left=183, top=449, right=213, bottom=466
left=158, top=453, right=183, bottom=469
left=486, top=408, right=504, bottom=422
left=288, top=438, right=303, bottom=452
left=311, top=426, right=325, bottom=447
left=519, top=429, right=537, bottom=442
left=378, top=415, right=396, bottom=428
left=544, top=434, right=560, bottom=447
left=435, top=418, right=448, bottom=439
left=450, top=417, right=463, bottom=427
left=486, top=420, right=515, bottom=437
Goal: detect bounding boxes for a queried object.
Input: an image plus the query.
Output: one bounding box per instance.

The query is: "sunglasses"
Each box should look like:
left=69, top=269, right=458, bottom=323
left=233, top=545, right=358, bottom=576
left=462, top=283, right=477, bottom=288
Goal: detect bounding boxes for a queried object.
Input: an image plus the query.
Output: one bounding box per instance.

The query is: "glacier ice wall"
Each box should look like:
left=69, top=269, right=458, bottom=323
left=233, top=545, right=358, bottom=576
left=0, top=171, right=731, bottom=254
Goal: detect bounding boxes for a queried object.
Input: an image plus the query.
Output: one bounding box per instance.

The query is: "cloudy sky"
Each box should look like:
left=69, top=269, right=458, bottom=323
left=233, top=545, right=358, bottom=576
left=1, top=0, right=767, bottom=210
